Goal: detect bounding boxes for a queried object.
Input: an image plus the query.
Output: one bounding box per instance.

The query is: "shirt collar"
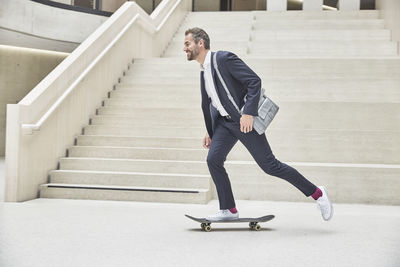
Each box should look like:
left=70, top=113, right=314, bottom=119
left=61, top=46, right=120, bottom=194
left=200, top=50, right=212, bottom=71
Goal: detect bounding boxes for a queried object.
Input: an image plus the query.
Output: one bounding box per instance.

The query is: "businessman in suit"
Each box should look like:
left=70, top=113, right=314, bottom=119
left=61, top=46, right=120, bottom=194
left=183, top=28, right=333, bottom=221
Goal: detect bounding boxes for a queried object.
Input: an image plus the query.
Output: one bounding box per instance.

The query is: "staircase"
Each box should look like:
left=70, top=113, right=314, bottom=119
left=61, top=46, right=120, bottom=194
left=40, top=10, right=400, bottom=205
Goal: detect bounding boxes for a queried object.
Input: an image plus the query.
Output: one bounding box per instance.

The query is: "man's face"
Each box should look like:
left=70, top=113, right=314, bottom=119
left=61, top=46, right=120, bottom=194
left=183, top=33, right=201, bottom=61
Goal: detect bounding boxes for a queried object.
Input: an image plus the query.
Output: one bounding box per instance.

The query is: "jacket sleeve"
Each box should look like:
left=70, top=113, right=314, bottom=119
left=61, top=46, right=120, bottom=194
left=220, top=52, right=261, bottom=116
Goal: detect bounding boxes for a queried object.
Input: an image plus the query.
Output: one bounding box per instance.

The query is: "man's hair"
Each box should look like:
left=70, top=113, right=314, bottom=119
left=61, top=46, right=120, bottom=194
left=185, top=27, right=210, bottom=49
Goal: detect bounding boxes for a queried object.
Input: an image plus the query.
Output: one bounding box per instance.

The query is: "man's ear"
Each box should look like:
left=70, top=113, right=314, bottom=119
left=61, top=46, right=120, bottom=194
left=199, top=39, right=204, bottom=47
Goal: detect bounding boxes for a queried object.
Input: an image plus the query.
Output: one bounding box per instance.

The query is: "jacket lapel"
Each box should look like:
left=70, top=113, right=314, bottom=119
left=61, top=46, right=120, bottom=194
left=200, top=71, right=210, bottom=104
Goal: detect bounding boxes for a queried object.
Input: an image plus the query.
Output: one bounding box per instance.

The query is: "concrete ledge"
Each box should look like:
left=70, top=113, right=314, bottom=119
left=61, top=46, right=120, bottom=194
left=0, top=0, right=109, bottom=51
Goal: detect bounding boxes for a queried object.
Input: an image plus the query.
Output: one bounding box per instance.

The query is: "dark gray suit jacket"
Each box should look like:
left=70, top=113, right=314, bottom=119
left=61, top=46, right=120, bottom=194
left=200, top=51, right=261, bottom=138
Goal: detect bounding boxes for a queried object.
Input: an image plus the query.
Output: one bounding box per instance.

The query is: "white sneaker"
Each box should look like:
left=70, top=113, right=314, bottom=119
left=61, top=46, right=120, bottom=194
left=316, top=186, right=333, bottom=221
left=205, top=209, right=239, bottom=222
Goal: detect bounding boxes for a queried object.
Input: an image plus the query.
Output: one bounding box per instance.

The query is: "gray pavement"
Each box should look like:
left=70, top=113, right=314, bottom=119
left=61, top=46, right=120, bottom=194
left=0, top=157, right=4, bottom=202
left=0, top=198, right=399, bottom=267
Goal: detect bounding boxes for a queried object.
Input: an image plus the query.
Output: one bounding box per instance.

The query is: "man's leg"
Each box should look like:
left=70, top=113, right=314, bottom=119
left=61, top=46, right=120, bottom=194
left=233, top=129, right=316, bottom=196
left=207, top=118, right=238, bottom=210
left=223, top=123, right=333, bottom=220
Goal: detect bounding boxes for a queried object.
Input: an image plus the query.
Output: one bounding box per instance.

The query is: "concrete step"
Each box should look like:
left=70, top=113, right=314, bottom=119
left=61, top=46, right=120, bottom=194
left=103, top=97, right=197, bottom=108
left=109, top=89, right=198, bottom=98
left=174, top=29, right=391, bottom=42
left=252, top=10, right=380, bottom=19
left=172, top=32, right=251, bottom=42
left=124, top=70, right=400, bottom=82
left=187, top=10, right=379, bottom=20
left=113, top=79, right=400, bottom=104
left=164, top=48, right=248, bottom=58
left=59, top=157, right=209, bottom=173
left=108, top=80, right=400, bottom=103
left=128, top=58, right=400, bottom=78
left=96, top=102, right=400, bottom=131
left=57, top=158, right=400, bottom=204
left=83, top=125, right=204, bottom=138
left=83, top=122, right=400, bottom=141
left=252, top=19, right=385, bottom=30
left=69, top=133, right=400, bottom=163
left=76, top=135, right=202, bottom=148
left=178, top=19, right=384, bottom=34
left=251, top=29, right=391, bottom=41
left=165, top=40, right=398, bottom=58
left=176, top=24, right=251, bottom=31
left=49, top=170, right=211, bottom=189
left=90, top=115, right=203, bottom=127
left=248, top=41, right=398, bottom=57
left=96, top=106, right=202, bottom=116
left=227, top=161, right=400, bottom=205
left=99, top=98, right=400, bottom=131
left=187, top=10, right=381, bottom=19
left=121, top=70, right=400, bottom=81
left=131, top=57, right=400, bottom=67
left=118, top=76, right=198, bottom=85
left=110, top=82, right=400, bottom=103
left=106, top=93, right=200, bottom=102
left=76, top=130, right=400, bottom=164
left=119, top=72, right=400, bottom=85
left=39, top=183, right=211, bottom=204
left=68, top=146, right=208, bottom=161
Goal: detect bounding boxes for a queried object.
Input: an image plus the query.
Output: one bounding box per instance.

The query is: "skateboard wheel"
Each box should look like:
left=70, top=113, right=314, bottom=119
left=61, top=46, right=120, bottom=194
left=249, top=222, right=255, bottom=229
left=254, top=224, right=261, bottom=231
left=201, top=223, right=206, bottom=230
left=204, top=225, right=212, bottom=232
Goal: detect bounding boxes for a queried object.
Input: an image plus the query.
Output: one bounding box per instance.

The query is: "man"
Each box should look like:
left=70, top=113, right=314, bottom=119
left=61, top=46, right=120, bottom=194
left=183, top=27, right=333, bottom=222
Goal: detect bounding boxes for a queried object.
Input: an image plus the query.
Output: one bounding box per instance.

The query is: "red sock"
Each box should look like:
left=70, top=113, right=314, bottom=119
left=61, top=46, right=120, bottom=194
left=229, top=207, right=238, bottom=214
left=312, top=187, right=323, bottom=200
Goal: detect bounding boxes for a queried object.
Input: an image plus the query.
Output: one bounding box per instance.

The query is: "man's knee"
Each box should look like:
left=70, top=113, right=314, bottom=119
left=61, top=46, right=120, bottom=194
left=207, top=152, right=226, bottom=167
left=260, top=158, right=283, bottom=176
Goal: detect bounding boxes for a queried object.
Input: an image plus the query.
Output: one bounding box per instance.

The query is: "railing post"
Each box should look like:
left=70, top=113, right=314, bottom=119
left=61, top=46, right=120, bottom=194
left=303, top=0, right=323, bottom=11
left=267, top=0, right=287, bottom=11
left=338, top=0, right=360, bottom=10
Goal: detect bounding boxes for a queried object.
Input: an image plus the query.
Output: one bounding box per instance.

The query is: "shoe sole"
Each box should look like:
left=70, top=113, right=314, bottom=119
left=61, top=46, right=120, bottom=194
left=205, top=217, right=239, bottom=222
left=319, top=186, right=334, bottom=221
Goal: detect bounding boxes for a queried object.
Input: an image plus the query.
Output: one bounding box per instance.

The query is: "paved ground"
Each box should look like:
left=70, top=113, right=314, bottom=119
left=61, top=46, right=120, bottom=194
left=0, top=197, right=399, bottom=267
left=0, top=157, right=4, bottom=201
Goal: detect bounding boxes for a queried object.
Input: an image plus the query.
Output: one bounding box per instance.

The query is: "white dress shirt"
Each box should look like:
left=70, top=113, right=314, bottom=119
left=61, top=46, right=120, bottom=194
left=200, top=50, right=229, bottom=116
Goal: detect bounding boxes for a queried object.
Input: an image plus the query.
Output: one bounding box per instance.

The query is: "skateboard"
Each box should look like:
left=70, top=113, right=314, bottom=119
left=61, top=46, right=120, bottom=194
left=185, top=214, right=275, bottom=232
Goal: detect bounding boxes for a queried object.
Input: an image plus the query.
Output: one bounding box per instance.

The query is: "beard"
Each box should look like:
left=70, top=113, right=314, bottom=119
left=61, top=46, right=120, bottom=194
left=186, top=46, right=200, bottom=61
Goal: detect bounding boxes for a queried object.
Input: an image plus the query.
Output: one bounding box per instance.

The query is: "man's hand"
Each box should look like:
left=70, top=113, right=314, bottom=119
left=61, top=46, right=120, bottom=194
left=203, top=133, right=211, bottom=149
left=240, top=114, right=254, bottom=133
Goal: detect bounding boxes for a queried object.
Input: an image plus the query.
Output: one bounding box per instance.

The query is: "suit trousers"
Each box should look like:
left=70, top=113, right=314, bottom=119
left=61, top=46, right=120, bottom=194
left=207, top=115, right=317, bottom=210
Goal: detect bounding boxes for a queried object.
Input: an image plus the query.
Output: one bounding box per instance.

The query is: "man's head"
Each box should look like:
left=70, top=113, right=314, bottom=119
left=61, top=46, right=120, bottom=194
left=183, top=27, right=210, bottom=62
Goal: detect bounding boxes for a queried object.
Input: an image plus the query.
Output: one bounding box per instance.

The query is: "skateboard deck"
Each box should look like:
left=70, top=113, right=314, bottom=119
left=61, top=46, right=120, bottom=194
left=185, top=214, right=275, bottom=232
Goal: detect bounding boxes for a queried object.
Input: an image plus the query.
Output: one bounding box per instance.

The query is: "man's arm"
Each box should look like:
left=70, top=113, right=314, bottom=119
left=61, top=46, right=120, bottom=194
left=202, top=133, right=211, bottom=149
left=220, top=52, right=261, bottom=117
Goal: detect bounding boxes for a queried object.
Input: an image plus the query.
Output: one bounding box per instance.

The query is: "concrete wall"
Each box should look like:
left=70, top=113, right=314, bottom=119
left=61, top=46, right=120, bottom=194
left=233, top=0, right=266, bottom=11
left=52, top=0, right=73, bottom=4
left=376, top=0, right=400, bottom=53
left=0, top=0, right=108, bottom=52
left=193, top=0, right=220, bottom=11
left=101, top=0, right=127, bottom=12
left=0, top=46, right=68, bottom=157
left=134, top=0, right=163, bottom=14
